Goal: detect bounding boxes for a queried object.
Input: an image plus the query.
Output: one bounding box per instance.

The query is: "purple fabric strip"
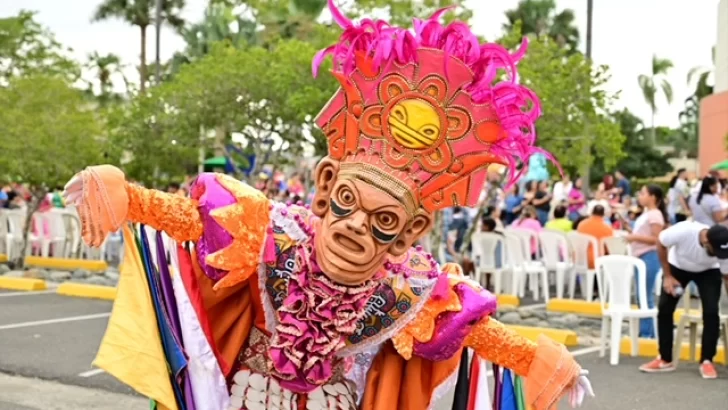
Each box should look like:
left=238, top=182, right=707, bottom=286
left=190, top=174, right=236, bottom=281
left=155, top=232, right=196, bottom=410
left=493, top=363, right=502, bottom=410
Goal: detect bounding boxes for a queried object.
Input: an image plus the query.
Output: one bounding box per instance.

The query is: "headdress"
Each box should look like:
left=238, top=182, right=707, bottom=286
left=314, top=0, right=551, bottom=214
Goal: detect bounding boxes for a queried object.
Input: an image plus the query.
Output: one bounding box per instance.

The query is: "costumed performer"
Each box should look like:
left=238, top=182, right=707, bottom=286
left=63, top=2, right=594, bottom=409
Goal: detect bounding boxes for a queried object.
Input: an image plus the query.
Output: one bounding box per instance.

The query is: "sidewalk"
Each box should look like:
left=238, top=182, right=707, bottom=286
left=0, top=373, right=147, bottom=410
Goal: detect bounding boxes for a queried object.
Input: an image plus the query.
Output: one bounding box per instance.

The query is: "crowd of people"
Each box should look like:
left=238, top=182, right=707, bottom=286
left=443, top=168, right=728, bottom=381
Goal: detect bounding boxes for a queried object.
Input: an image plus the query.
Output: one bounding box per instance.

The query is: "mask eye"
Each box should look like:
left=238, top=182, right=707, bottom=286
left=337, top=186, right=356, bottom=207
left=330, top=199, right=352, bottom=217
left=375, top=212, right=398, bottom=230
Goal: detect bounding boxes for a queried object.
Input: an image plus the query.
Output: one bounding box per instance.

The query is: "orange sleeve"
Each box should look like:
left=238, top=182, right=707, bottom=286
left=464, top=316, right=536, bottom=376
left=125, top=183, right=203, bottom=243
left=466, top=318, right=582, bottom=410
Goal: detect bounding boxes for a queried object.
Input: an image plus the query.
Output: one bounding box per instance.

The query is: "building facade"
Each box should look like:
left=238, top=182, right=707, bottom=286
left=699, top=0, right=728, bottom=174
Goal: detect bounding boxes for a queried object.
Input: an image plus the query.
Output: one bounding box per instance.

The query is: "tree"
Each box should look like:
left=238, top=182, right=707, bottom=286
left=350, top=0, right=473, bottom=27
left=85, top=51, right=128, bottom=105
left=499, top=25, right=624, bottom=175
left=638, top=54, right=674, bottom=145
left=0, top=11, right=79, bottom=83
left=0, top=76, right=102, bottom=267
left=108, top=39, right=338, bottom=182
left=92, top=0, right=186, bottom=93
left=687, top=46, right=715, bottom=101
left=503, top=0, right=580, bottom=53
left=590, top=109, right=672, bottom=182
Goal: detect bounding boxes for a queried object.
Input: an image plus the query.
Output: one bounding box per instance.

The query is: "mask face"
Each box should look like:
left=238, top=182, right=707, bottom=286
left=315, top=179, right=408, bottom=285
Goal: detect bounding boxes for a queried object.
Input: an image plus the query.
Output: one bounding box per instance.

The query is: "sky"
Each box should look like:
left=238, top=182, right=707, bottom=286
left=1, top=0, right=720, bottom=128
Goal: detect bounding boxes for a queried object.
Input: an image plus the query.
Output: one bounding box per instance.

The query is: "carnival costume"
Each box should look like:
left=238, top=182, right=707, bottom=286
left=64, top=2, right=593, bottom=409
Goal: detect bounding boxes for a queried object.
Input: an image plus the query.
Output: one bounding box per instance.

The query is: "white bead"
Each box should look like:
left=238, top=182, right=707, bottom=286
left=249, top=373, right=266, bottom=391
left=269, top=377, right=281, bottom=395
left=309, top=387, right=325, bottom=400
left=233, top=370, right=250, bottom=387
left=229, top=395, right=243, bottom=408
left=230, top=384, right=245, bottom=397
left=306, top=398, right=324, bottom=410
left=245, top=400, right=266, bottom=410
left=322, top=385, right=338, bottom=396
left=326, top=396, right=337, bottom=410
left=245, top=388, right=266, bottom=403
left=334, top=383, right=348, bottom=395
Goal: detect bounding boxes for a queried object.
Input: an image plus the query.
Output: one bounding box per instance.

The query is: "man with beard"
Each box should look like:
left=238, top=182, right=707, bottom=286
left=640, top=222, right=728, bottom=379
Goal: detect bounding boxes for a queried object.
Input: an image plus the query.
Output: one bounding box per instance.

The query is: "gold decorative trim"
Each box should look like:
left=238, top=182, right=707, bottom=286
left=338, top=162, right=419, bottom=216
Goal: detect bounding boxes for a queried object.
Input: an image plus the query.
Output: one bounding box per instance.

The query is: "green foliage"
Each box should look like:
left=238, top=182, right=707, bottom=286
left=0, top=75, right=102, bottom=187
left=0, top=11, right=79, bottom=83
left=503, top=0, right=580, bottom=53
left=350, top=0, right=473, bottom=26
left=499, top=25, right=624, bottom=173
left=590, top=109, right=672, bottom=182
left=107, top=40, right=338, bottom=184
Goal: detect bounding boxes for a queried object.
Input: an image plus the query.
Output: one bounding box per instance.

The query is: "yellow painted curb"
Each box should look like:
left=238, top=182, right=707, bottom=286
left=0, top=254, right=7, bottom=263
left=507, top=325, right=578, bottom=346
left=546, top=299, right=640, bottom=317
left=619, top=337, right=726, bottom=364
left=56, top=283, right=117, bottom=301
left=0, top=276, right=47, bottom=291
left=497, top=294, right=520, bottom=307
left=25, top=256, right=107, bottom=272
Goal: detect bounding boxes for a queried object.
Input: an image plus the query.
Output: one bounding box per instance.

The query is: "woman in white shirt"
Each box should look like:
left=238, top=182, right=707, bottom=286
left=689, top=176, right=728, bottom=226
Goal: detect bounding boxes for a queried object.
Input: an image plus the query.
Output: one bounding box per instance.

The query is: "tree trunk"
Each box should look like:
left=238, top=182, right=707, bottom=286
left=650, top=112, right=656, bottom=146
left=139, top=25, right=148, bottom=93
left=14, top=190, right=46, bottom=269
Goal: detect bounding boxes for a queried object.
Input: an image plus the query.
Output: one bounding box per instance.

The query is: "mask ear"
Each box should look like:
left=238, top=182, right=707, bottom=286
left=389, top=210, right=433, bottom=256
left=311, top=157, right=340, bottom=217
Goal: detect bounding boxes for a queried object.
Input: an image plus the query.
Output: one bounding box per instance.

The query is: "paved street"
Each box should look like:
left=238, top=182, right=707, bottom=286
left=0, top=289, right=726, bottom=409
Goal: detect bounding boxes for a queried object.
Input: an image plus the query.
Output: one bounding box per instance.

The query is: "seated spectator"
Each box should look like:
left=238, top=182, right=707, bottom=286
left=511, top=205, right=542, bottom=257
left=479, top=216, right=504, bottom=290
left=577, top=205, right=614, bottom=269
left=445, top=206, right=469, bottom=263
left=545, top=205, right=573, bottom=233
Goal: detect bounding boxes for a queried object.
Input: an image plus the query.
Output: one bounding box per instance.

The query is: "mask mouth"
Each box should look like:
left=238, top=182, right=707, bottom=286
left=333, top=233, right=365, bottom=254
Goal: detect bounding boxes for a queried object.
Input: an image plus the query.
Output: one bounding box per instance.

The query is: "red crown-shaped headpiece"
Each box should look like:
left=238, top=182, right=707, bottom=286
left=314, top=1, right=549, bottom=214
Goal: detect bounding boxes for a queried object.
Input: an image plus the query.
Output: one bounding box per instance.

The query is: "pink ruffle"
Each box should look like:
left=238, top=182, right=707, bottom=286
left=269, top=245, right=377, bottom=393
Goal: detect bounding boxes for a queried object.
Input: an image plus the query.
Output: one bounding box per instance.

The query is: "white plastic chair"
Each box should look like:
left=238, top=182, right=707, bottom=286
left=566, top=231, right=599, bottom=301
left=602, top=236, right=631, bottom=256
left=539, top=230, right=574, bottom=299
left=4, top=210, right=27, bottom=260
left=471, top=232, right=507, bottom=292
left=503, top=232, right=549, bottom=301
left=597, top=255, right=657, bottom=365
left=506, top=227, right=540, bottom=260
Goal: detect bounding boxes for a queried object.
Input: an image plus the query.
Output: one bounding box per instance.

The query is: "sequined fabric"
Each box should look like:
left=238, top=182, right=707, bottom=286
left=205, top=174, right=271, bottom=290
left=126, top=182, right=203, bottom=242
left=464, top=316, right=537, bottom=377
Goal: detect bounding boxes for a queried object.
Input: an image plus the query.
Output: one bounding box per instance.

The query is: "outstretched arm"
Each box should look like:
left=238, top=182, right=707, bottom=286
left=394, top=263, right=591, bottom=410
left=64, top=165, right=203, bottom=246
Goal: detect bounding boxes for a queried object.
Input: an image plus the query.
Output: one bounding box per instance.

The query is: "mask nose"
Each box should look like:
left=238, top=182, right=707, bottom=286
left=345, top=211, right=368, bottom=235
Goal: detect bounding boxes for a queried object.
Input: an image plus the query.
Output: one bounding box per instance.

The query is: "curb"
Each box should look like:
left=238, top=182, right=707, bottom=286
left=497, top=294, right=520, bottom=307
left=619, top=337, right=726, bottom=365
left=546, top=299, right=641, bottom=317
left=0, top=277, right=47, bottom=291
left=56, top=283, right=117, bottom=301
left=506, top=325, right=578, bottom=346
left=25, top=257, right=107, bottom=272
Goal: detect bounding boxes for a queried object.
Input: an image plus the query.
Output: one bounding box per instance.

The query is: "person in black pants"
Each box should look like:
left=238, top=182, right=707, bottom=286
left=639, top=222, right=728, bottom=379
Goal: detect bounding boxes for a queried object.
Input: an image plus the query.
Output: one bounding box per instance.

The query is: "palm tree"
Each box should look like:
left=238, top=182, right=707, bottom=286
left=92, top=0, right=186, bottom=93
left=638, top=54, right=674, bottom=146
left=258, top=0, right=328, bottom=46
left=85, top=51, right=127, bottom=104
left=503, top=0, right=580, bottom=53
left=687, top=46, right=715, bottom=101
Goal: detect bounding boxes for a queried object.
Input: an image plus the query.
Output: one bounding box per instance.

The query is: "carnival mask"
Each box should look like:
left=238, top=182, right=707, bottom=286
left=312, top=159, right=432, bottom=285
